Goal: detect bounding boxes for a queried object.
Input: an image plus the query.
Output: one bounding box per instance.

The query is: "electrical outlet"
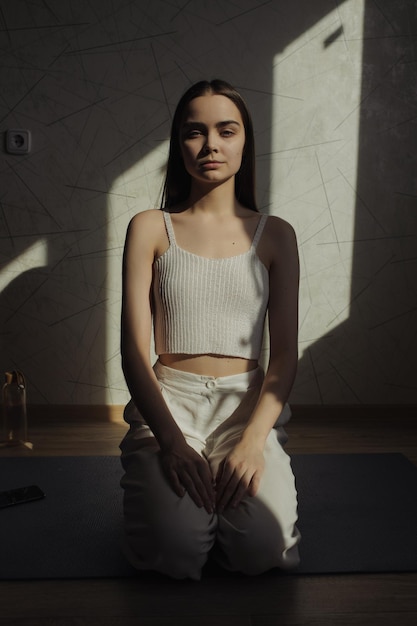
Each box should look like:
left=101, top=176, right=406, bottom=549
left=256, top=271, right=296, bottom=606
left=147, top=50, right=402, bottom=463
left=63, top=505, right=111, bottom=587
left=6, top=129, right=31, bottom=154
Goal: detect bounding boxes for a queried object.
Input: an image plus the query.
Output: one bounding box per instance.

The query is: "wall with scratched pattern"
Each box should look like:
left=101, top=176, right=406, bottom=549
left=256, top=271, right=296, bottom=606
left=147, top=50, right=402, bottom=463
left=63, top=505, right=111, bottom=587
left=1, top=0, right=416, bottom=406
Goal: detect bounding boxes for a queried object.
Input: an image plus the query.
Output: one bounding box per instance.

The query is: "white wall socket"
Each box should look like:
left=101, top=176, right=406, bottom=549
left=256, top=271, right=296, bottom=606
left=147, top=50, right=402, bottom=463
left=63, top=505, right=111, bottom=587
left=6, top=129, right=31, bottom=154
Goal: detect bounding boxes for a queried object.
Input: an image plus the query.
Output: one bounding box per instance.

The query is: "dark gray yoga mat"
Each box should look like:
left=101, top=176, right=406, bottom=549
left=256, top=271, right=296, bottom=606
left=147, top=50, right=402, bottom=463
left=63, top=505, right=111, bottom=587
left=1, top=453, right=417, bottom=579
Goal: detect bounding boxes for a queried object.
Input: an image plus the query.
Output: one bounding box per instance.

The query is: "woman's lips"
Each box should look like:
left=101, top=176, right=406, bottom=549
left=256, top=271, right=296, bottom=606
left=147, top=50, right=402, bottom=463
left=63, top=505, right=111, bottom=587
left=200, top=161, right=223, bottom=169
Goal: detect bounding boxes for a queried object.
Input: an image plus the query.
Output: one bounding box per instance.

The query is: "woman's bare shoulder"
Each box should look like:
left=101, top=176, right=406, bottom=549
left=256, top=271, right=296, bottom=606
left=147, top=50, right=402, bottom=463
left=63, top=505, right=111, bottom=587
left=262, top=214, right=297, bottom=251
left=264, top=214, right=296, bottom=237
left=256, top=214, right=298, bottom=271
left=128, top=208, right=164, bottom=228
left=127, top=209, right=165, bottom=238
left=125, top=210, right=167, bottom=258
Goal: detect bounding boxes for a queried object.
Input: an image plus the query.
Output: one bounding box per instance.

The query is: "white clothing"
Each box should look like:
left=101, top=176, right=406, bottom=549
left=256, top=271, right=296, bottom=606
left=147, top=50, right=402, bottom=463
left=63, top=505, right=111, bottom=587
left=120, top=362, right=300, bottom=580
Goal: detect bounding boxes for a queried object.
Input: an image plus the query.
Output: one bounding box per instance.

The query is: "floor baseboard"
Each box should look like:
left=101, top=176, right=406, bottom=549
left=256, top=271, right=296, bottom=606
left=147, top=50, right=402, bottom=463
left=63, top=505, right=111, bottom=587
left=26, top=403, right=417, bottom=424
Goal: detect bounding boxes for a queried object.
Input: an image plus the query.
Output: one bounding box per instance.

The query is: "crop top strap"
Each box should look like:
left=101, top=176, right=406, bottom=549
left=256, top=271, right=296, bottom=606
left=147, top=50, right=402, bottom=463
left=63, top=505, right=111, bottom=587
left=251, top=214, right=268, bottom=249
left=162, top=211, right=177, bottom=246
left=163, top=210, right=267, bottom=249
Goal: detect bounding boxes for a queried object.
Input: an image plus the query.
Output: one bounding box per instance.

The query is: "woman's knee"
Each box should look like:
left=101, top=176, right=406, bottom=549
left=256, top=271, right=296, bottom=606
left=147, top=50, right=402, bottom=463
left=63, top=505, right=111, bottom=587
left=121, top=449, right=216, bottom=579
left=123, top=495, right=216, bottom=579
left=215, top=497, right=300, bottom=575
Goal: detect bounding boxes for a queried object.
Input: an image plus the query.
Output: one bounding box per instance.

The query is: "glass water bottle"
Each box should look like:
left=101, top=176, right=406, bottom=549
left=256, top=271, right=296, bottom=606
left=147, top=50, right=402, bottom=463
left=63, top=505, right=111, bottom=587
left=1, top=370, right=27, bottom=446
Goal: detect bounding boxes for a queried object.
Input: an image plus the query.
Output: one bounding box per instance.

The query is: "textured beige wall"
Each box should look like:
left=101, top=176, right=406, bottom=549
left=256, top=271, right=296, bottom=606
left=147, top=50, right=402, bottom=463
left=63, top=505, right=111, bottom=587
left=1, top=1, right=416, bottom=405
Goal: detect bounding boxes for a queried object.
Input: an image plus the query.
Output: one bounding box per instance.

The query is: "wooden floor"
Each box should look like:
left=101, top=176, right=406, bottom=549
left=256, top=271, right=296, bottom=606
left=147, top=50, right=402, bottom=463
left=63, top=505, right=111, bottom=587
left=1, top=406, right=417, bottom=626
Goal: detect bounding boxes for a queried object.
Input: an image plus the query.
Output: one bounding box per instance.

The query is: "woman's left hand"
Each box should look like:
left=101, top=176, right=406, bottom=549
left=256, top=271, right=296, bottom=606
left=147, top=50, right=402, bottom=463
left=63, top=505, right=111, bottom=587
left=215, top=441, right=265, bottom=512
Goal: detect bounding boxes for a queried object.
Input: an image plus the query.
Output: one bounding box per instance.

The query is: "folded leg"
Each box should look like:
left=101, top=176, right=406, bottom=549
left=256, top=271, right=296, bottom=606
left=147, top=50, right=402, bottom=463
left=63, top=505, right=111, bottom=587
left=208, top=427, right=300, bottom=575
left=120, top=436, right=217, bottom=580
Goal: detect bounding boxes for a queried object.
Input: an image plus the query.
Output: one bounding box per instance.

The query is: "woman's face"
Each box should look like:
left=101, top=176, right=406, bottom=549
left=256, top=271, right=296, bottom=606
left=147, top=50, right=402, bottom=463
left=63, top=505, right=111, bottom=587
left=179, top=94, right=246, bottom=187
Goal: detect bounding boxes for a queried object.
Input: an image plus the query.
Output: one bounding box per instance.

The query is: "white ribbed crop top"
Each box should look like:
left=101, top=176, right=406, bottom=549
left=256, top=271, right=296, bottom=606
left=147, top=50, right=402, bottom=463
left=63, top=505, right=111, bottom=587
left=152, top=211, right=269, bottom=360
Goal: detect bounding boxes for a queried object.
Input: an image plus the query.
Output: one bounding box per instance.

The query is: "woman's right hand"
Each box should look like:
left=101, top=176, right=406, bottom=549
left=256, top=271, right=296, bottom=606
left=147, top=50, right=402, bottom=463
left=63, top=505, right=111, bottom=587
left=160, top=442, right=215, bottom=514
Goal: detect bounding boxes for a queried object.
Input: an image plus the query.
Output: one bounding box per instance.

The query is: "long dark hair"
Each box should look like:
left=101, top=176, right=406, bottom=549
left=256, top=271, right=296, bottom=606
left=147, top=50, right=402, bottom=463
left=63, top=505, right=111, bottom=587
left=161, top=79, right=258, bottom=212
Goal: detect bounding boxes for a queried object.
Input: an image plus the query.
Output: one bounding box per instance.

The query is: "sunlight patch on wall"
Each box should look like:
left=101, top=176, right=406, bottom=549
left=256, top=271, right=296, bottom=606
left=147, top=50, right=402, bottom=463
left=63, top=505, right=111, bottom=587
left=0, top=239, right=48, bottom=292
left=105, top=141, right=169, bottom=403
left=268, top=0, right=364, bottom=351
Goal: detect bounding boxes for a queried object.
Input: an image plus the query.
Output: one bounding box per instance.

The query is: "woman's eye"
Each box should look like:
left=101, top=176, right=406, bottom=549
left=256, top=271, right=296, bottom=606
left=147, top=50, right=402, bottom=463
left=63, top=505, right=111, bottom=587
left=185, top=129, right=202, bottom=138
left=221, top=130, right=234, bottom=137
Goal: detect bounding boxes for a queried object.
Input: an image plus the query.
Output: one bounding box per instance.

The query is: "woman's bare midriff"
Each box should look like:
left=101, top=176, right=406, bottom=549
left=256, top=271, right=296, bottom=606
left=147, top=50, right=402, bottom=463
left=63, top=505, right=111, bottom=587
left=158, top=353, right=258, bottom=377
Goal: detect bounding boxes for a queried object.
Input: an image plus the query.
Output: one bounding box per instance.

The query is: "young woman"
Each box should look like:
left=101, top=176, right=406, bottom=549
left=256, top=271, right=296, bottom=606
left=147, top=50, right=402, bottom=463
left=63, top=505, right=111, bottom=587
left=120, top=79, right=301, bottom=580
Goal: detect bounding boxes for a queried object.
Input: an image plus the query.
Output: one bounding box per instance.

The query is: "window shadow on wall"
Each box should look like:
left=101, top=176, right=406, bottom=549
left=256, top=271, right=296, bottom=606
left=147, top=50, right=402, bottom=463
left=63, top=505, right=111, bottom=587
left=294, top=1, right=417, bottom=404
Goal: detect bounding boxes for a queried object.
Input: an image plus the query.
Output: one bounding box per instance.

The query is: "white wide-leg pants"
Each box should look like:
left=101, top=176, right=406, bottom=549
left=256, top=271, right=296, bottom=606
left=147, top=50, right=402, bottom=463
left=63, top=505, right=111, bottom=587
left=120, top=362, right=300, bottom=580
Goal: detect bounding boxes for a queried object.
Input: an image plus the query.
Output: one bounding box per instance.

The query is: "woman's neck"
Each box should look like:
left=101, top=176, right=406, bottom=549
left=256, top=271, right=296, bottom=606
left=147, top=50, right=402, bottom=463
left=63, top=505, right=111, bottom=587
left=187, top=179, right=239, bottom=215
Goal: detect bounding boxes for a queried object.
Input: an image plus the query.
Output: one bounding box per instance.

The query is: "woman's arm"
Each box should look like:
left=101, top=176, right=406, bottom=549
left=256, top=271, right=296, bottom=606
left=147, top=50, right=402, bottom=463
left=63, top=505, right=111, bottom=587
left=240, top=217, right=300, bottom=444
left=122, top=211, right=215, bottom=512
left=215, top=217, right=300, bottom=510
